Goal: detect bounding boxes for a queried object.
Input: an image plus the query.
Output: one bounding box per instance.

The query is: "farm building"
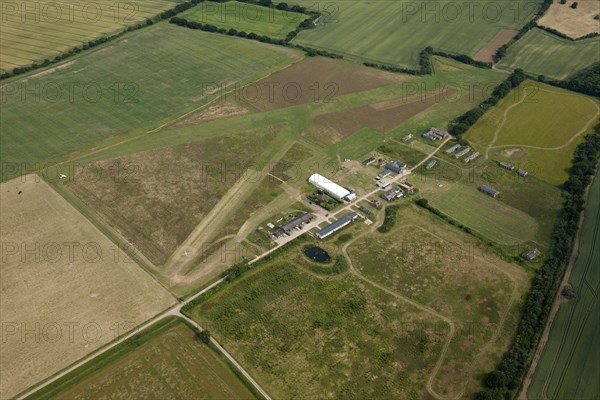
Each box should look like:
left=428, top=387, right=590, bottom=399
left=402, top=133, right=413, bottom=142
left=358, top=205, right=372, bottom=215
left=362, top=157, right=376, bottom=166
left=281, top=213, right=313, bottom=232
left=479, top=185, right=500, bottom=198
left=378, top=180, right=391, bottom=189
left=454, top=147, right=471, bottom=159
left=381, top=189, right=396, bottom=201
left=426, top=160, right=437, bottom=169
left=377, top=169, right=392, bottom=180
left=398, top=182, right=414, bottom=193
left=522, top=247, right=539, bottom=261
left=499, top=162, right=515, bottom=170
left=316, top=212, right=358, bottom=239
left=384, top=160, right=406, bottom=174
left=308, top=173, right=356, bottom=201
left=517, top=169, right=529, bottom=177
left=423, top=127, right=449, bottom=141
left=445, top=144, right=461, bottom=154
left=370, top=199, right=381, bottom=207
left=463, top=152, right=480, bottom=163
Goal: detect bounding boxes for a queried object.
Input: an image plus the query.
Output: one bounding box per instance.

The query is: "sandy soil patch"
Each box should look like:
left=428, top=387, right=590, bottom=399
left=473, top=29, right=519, bottom=62
left=173, top=100, right=249, bottom=127
left=538, top=0, right=600, bottom=39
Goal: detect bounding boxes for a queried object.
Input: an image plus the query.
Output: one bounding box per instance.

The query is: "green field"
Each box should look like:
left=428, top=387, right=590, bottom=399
left=29, top=317, right=257, bottom=400
left=0, top=23, right=300, bottom=181
left=181, top=1, right=308, bottom=39
left=0, top=0, right=179, bottom=72
left=185, top=240, right=448, bottom=400
left=292, top=0, right=540, bottom=67
left=528, top=173, right=600, bottom=400
left=465, top=81, right=599, bottom=185
left=498, top=28, right=600, bottom=79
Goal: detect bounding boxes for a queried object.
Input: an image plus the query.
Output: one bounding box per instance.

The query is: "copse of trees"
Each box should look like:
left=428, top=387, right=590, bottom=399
left=447, top=69, right=527, bottom=137
left=475, top=124, right=600, bottom=399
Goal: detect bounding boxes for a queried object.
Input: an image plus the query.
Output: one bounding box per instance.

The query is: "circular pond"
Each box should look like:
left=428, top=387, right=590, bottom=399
left=303, top=245, right=331, bottom=263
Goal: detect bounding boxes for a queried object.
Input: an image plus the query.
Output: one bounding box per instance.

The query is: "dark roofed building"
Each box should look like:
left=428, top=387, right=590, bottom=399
left=384, top=160, right=406, bottom=174
left=499, top=162, right=514, bottom=171
left=479, top=185, right=500, bottom=198
left=381, top=189, right=396, bottom=201
left=281, top=213, right=313, bottom=232
left=358, top=205, right=372, bottom=215
left=362, top=157, right=376, bottom=166
left=517, top=169, right=528, bottom=177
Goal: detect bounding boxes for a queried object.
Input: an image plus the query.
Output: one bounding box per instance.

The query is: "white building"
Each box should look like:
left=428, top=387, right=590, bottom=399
left=308, top=173, right=354, bottom=201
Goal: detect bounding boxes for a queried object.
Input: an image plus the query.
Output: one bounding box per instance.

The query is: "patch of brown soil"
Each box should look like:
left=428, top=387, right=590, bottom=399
left=304, top=91, right=447, bottom=146
left=241, top=57, right=414, bottom=111
left=473, top=29, right=519, bottom=62
left=173, top=100, right=249, bottom=127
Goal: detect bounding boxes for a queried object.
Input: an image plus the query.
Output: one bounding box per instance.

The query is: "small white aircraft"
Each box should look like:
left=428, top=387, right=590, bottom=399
left=59, top=174, right=67, bottom=179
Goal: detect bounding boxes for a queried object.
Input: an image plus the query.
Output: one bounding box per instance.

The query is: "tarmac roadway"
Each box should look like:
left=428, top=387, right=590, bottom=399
left=18, top=136, right=451, bottom=400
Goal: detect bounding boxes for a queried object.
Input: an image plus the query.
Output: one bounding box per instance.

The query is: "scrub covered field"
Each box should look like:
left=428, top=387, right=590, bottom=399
left=291, top=0, right=541, bottom=67
left=0, top=176, right=175, bottom=399
left=0, top=0, right=179, bottom=71
left=0, top=23, right=300, bottom=181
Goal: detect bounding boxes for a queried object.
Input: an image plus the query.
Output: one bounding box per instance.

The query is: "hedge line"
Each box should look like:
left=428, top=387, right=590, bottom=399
left=539, top=62, right=600, bottom=98
left=475, top=124, right=600, bottom=399
left=448, top=69, right=527, bottom=137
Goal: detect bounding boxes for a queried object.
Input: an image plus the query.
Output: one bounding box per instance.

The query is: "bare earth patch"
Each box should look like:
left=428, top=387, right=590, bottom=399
left=473, top=29, right=519, bottom=62
left=304, top=91, right=445, bottom=145
left=243, top=57, right=414, bottom=111
left=538, top=0, right=600, bottom=39
left=172, top=100, right=249, bottom=127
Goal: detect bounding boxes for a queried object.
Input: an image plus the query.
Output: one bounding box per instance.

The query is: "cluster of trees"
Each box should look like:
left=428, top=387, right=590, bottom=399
left=363, top=47, right=433, bottom=76
left=539, top=62, right=600, bottom=97
left=363, top=46, right=491, bottom=76
left=1, top=0, right=205, bottom=80
left=448, top=70, right=527, bottom=137
left=430, top=49, right=492, bottom=69
left=475, top=124, right=600, bottom=400
left=377, top=205, right=400, bottom=233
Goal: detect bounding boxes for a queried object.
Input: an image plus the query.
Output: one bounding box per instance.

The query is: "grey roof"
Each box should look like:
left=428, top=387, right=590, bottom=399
left=426, top=160, right=437, bottom=169
left=281, top=213, right=312, bottom=231
left=479, top=185, right=499, bottom=196
left=445, top=144, right=461, bottom=154
left=378, top=169, right=392, bottom=178
left=517, top=169, right=528, bottom=176
left=316, top=212, right=358, bottom=238
left=499, top=162, right=514, bottom=170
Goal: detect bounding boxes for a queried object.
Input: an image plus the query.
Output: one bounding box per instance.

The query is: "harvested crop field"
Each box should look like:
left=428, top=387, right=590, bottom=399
left=0, top=0, right=179, bottom=72
left=473, top=29, right=518, bottom=62
left=304, top=91, right=445, bottom=145
left=0, top=176, right=175, bottom=399
left=538, top=0, right=600, bottom=39
left=245, top=57, right=413, bottom=111
left=65, top=128, right=278, bottom=266
left=33, top=317, right=257, bottom=400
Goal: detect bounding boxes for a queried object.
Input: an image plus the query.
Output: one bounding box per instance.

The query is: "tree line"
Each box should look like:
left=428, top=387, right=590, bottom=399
left=474, top=124, right=600, bottom=399
left=448, top=70, right=527, bottom=137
